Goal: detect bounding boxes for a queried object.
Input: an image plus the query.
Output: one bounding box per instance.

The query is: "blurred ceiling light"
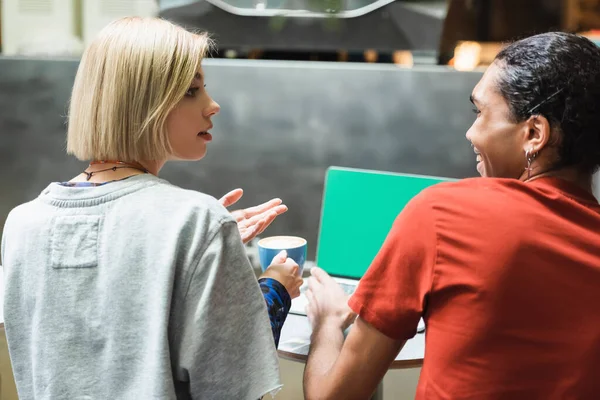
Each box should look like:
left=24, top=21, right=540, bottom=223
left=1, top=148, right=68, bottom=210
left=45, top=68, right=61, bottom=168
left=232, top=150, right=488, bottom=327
left=225, top=49, right=238, bottom=58
left=453, top=41, right=482, bottom=71
left=364, top=49, right=378, bottom=63
left=393, top=50, right=413, bottom=67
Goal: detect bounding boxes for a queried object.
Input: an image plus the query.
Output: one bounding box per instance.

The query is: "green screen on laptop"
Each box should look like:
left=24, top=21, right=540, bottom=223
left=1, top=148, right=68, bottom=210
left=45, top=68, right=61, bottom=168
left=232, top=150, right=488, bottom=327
left=315, top=167, right=455, bottom=280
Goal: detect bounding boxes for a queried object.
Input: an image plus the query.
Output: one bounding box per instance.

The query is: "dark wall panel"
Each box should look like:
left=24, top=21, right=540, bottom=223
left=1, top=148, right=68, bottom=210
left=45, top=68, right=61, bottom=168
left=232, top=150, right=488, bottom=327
left=1, top=57, right=484, bottom=259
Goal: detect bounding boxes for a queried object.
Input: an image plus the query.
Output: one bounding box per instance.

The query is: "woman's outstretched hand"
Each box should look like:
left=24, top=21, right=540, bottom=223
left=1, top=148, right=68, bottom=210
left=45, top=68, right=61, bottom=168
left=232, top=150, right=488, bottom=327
left=219, top=188, right=288, bottom=243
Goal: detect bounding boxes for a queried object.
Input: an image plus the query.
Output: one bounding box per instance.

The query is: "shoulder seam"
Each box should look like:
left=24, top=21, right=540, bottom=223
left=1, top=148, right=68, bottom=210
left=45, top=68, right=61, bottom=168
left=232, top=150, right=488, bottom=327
left=181, top=216, right=238, bottom=301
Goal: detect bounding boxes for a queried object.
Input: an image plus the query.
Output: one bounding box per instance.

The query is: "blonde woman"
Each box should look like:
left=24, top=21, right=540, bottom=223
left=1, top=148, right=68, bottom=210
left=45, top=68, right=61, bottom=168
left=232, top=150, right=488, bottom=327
left=1, top=17, right=302, bottom=399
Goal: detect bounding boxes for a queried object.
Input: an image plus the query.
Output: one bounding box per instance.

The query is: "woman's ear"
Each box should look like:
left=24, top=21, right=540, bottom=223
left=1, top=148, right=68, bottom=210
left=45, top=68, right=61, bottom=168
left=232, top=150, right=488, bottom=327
left=523, top=115, right=551, bottom=153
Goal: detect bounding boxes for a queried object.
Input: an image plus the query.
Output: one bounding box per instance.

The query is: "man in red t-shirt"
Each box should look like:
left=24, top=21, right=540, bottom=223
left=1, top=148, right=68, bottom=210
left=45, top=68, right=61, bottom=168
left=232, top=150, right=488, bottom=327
left=303, top=32, right=600, bottom=400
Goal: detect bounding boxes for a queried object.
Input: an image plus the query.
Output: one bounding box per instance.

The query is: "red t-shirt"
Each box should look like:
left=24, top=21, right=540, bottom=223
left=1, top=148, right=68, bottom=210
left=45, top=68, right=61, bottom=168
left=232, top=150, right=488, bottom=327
left=349, top=177, right=600, bottom=400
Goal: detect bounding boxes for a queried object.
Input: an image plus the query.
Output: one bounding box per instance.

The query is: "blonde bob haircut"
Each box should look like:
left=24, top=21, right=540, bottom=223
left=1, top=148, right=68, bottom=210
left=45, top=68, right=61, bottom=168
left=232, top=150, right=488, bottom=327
left=67, top=17, right=213, bottom=161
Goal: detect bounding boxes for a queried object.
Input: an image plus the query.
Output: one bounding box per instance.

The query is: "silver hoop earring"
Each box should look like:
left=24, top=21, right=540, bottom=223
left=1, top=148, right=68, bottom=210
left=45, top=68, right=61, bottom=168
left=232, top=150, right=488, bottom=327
left=525, top=149, right=537, bottom=179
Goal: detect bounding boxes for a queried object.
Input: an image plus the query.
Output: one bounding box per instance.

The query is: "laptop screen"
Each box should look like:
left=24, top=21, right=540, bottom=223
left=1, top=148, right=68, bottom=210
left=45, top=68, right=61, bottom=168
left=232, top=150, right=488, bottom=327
left=315, top=167, right=455, bottom=280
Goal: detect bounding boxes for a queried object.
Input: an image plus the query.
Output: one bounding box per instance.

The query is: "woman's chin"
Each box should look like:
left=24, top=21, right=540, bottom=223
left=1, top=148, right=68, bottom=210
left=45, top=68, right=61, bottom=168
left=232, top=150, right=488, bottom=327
left=167, top=151, right=207, bottom=162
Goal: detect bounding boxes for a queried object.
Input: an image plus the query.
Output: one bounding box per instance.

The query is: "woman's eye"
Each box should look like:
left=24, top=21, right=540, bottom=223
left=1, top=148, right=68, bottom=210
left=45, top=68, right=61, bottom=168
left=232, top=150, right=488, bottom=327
left=185, top=87, right=199, bottom=97
left=472, top=107, right=481, bottom=116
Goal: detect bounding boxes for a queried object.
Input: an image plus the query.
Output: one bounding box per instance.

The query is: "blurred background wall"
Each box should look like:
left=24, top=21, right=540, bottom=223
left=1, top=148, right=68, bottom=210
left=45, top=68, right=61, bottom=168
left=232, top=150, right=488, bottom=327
left=0, top=56, right=481, bottom=261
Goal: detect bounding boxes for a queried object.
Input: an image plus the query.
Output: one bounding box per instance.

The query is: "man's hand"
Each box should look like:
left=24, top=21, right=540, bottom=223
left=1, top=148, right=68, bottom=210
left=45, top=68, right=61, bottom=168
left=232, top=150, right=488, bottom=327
left=305, top=267, right=357, bottom=331
left=218, top=188, right=288, bottom=244
left=303, top=269, right=406, bottom=400
left=259, top=250, right=304, bottom=298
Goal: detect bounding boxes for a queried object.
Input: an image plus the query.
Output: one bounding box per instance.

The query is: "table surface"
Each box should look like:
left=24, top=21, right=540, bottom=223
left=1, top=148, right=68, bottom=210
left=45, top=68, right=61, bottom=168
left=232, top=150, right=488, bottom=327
left=278, top=313, right=424, bottom=369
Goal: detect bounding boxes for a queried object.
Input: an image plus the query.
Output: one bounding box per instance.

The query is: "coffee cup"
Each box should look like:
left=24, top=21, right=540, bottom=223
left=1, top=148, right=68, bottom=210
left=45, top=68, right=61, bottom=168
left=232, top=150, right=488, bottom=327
left=257, top=235, right=307, bottom=276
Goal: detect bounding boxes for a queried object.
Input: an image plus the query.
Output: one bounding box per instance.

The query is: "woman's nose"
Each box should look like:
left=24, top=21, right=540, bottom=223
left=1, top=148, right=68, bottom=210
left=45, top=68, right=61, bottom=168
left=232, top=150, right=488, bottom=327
left=206, top=99, right=220, bottom=117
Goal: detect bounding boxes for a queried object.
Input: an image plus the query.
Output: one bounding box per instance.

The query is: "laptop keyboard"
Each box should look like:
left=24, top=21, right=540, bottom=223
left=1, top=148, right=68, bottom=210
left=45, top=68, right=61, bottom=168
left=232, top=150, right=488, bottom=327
left=299, top=281, right=357, bottom=295
left=340, top=283, right=357, bottom=295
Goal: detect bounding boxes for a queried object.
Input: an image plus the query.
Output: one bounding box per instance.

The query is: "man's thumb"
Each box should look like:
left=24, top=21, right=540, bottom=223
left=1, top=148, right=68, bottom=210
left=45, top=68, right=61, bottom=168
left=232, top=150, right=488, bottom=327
left=271, top=250, right=288, bottom=264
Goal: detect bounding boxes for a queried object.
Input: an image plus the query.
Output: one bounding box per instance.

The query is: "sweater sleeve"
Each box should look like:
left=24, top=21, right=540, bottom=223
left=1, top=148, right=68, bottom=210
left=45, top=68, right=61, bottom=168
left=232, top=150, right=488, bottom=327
left=170, top=220, right=282, bottom=400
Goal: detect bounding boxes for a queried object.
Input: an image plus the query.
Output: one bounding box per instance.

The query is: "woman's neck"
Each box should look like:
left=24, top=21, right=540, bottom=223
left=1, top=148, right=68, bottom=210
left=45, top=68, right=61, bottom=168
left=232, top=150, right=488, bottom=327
left=138, top=160, right=164, bottom=176
left=69, top=159, right=165, bottom=183
left=524, top=166, right=594, bottom=194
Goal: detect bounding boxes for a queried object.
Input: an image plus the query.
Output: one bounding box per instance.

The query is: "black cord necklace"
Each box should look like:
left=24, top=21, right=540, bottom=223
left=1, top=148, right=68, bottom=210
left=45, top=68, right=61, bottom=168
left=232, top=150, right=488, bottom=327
left=84, top=161, right=148, bottom=181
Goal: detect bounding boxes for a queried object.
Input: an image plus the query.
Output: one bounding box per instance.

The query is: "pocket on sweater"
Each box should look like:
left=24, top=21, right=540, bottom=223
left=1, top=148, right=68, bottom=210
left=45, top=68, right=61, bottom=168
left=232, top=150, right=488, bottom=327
left=51, top=215, right=100, bottom=269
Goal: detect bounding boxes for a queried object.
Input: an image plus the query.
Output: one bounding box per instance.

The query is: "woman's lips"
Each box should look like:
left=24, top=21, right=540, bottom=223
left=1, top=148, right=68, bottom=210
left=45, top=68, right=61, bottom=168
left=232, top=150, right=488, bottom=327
left=197, top=131, right=212, bottom=142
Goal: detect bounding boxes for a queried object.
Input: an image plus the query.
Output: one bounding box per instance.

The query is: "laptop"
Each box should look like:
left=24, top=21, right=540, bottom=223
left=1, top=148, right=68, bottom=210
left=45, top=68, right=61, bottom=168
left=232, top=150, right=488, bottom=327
left=290, top=166, right=455, bottom=327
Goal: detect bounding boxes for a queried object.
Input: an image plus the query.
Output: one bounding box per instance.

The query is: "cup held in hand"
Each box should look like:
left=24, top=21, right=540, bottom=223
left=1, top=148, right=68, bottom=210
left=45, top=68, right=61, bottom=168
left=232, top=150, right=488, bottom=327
left=257, top=236, right=307, bottom=275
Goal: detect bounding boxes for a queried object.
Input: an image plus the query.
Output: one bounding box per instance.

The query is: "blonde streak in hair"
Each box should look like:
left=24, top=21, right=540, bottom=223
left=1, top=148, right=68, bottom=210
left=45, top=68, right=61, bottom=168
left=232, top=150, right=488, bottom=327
left=112, top=26, right=146, bottom=161
left=122, top=35, right=148, bottom=161
left=84, top=25, right=113, bottom=160
left=134, top=23, right=174, bottom=160
left=122, top=19, right=171, bottom=160
left=67, top=17, right=133, bottom=161
left=97, top=49, right=120, bottom=160
left=153, top=20, right=180, bottom=160
left=120, top=19, right=152, bottom=161
left=87, top=24, right=116, bottom=160
left=99, top=19, right=143, bottom=161
left=131, top=68, right=153, bottom=160
left=124, top=29, right=149, bottom=161
left=84, top=33, right=108, bottom=159
left=146, top=22, right=176, bottom=160
left=91, top=45, right=112, bottom=160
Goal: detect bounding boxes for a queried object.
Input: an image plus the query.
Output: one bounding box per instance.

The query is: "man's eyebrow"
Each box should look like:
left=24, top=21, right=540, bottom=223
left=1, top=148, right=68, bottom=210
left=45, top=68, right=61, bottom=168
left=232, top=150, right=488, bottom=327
left=470, top=94, right=486, bottom=108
